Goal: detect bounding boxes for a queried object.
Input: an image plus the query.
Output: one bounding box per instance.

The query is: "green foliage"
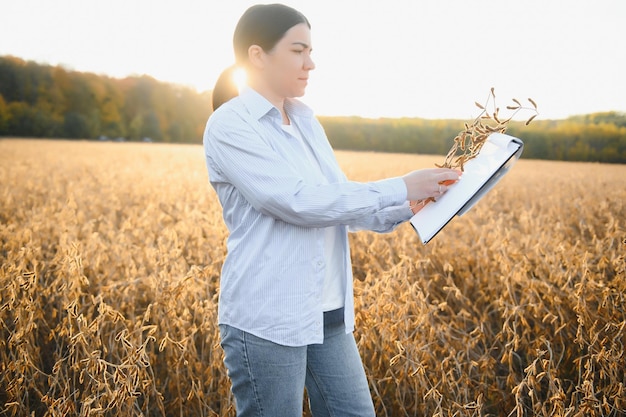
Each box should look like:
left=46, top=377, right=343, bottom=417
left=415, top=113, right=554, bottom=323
left=0, top=56, right=212, bottom=142
left=506, top=116, right=626, bottom=163
left=319, top=114, right=626, bottom=164
left=1, top=55, right=624, bottom=163
left=319, top=116, right=464, bottom=156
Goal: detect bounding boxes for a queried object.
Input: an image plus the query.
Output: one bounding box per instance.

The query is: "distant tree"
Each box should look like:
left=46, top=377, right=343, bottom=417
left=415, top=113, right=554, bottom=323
left=168, top=122, right=183, bottom=142
left=101, top=120, right=124, bottom=139
left=63, top=111, right=90, bottom=139
left=141, top=110, right=161, bottom=140
left=0, top=94, right=7, bottom=134
left=6, top=101, right=60, bottom=137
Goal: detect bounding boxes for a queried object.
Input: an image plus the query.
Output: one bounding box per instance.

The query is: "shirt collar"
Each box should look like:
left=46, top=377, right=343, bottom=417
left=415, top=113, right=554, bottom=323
left=239, top=86, right=314, bottom=122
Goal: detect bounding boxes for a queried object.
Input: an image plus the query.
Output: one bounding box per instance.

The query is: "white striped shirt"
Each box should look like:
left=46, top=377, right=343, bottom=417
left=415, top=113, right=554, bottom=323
left=203, top=87, right=412, bottom=346
left=280, top=122, right=345, bottom=311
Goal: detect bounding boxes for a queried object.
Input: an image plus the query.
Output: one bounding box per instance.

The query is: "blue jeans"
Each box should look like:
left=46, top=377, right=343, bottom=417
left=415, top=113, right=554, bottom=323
left=219, top=309, right=376, bottom=417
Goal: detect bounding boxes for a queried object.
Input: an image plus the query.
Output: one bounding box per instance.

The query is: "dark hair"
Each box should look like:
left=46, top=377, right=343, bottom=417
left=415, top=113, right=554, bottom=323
left=211, top=4, right=310, bottom=111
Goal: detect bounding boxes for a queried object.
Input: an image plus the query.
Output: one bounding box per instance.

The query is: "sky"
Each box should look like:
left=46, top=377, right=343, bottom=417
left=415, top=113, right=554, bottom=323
left=1, top=0, right=625, bottom=120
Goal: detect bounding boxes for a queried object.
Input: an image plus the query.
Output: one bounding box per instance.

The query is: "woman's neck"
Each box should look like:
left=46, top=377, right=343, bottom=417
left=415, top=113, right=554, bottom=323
left=247, top=79, right=289, bottom=124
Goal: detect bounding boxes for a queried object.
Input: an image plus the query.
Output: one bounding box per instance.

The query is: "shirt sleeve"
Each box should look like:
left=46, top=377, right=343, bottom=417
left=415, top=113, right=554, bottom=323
left=347, top=202, right=414, bottom=233
left=204, top=112, right=407, bottom=228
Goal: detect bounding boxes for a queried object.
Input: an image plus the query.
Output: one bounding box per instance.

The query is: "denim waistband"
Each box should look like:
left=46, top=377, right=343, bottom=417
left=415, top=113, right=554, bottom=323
left=323, top=307, right=345, bottom=326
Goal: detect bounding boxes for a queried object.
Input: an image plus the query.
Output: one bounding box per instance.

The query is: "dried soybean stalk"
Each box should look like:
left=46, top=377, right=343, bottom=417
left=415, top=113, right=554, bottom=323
left=437, top=87, right=539, bottom=171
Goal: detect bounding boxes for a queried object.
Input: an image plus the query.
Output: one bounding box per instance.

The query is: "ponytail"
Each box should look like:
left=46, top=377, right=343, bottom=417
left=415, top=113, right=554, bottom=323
left=211, top=65, right=239, bottom=111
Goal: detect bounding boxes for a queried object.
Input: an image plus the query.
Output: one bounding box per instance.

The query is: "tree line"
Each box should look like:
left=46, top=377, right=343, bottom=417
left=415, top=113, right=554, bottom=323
left=0, top=56, right=212, bottom=142
left=1, top=55, right=625, bottom=163
left=320, top=115, right=626, bottom=164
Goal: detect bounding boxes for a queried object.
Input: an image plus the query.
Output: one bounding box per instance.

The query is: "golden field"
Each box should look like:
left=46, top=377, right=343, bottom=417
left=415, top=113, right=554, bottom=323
left=1, top=138, right=624, bottom=417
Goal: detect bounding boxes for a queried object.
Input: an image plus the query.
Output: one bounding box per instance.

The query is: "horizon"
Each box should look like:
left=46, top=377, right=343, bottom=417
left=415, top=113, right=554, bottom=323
left=3, top=52, right=623, bottom=122
left=2, top=0, right=625, bottom=120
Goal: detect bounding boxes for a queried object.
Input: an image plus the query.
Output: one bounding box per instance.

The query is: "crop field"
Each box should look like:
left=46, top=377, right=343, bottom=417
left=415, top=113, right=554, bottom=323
left=1, top=138, right=625, bottom=416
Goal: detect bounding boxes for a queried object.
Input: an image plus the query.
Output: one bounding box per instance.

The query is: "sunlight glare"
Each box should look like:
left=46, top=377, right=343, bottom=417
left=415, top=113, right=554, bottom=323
left=233, top=67, right=247, bottom=92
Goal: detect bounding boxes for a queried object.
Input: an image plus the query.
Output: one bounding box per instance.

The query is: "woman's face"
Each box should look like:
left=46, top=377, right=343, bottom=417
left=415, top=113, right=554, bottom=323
left=254, top=22, right=315, bottom=100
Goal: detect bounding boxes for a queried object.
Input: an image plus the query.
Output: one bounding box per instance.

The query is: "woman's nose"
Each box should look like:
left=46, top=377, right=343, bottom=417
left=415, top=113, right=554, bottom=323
left=305, top=55, right=315, bottom=70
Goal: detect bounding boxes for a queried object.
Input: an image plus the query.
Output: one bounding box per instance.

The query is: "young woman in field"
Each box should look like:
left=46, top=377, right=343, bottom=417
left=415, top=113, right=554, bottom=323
left=203, top=4, right=460, bottom=416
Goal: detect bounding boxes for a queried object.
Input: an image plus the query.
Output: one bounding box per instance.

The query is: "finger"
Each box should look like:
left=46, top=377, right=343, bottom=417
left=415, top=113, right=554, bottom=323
left=434, top=183, right=447, bottom=195
left=437, top=170, right=461, bottom=184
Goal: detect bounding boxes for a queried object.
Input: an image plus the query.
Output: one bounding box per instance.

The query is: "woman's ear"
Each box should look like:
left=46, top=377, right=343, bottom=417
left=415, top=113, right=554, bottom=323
left=247, top=45, right=265, bottom=69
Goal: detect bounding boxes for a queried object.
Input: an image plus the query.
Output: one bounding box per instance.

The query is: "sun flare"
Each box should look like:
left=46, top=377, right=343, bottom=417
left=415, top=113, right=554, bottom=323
left=233, top=67, right=247, bottom=92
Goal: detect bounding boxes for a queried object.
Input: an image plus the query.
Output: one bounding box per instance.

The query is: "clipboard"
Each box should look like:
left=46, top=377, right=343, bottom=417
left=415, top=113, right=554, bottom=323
left=410, top=132, right=524, bottom=244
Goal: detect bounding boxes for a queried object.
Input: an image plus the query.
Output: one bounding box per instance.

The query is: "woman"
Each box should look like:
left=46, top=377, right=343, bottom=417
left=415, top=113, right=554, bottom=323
left=203, top=4, right=460, bottom=416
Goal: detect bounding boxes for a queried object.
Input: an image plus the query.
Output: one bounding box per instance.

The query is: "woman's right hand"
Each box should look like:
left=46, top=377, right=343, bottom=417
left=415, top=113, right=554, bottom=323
left=402, top=168, right=461, bottom=201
